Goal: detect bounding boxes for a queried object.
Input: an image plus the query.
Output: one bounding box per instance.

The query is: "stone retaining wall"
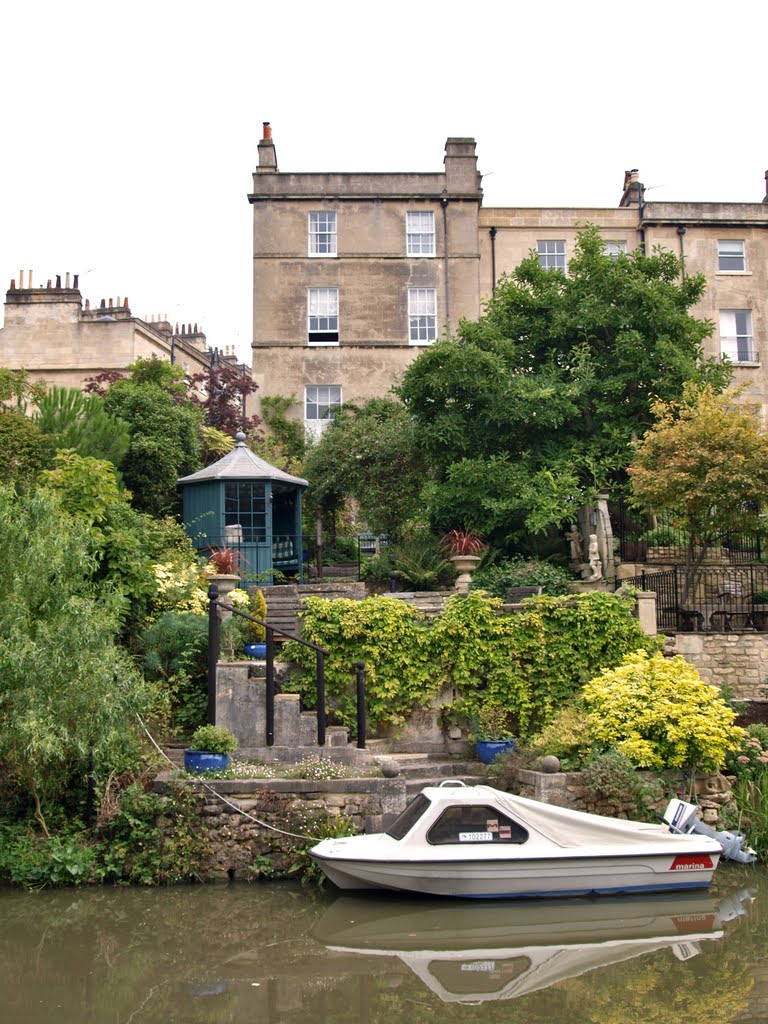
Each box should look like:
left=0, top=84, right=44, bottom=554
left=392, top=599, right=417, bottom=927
left=672, top=632, right=768, bottom=699
left=516, top=768, right=733, bottom=825
left=152, top=773, right=405, bottom=881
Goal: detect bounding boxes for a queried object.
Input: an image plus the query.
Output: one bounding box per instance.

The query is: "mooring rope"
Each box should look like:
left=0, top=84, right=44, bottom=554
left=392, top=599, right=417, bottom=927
left=137, top=715, right=320, bottom=842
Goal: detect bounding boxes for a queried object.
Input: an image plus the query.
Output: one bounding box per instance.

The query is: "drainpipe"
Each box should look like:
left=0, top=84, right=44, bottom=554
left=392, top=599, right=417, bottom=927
left=441, top=197, right=450, bottom=328
left=490, top=226, right=497, bottom=296
left=638, top=180, right=646, bottom=256
left=676, top=225, right=687, bottom=281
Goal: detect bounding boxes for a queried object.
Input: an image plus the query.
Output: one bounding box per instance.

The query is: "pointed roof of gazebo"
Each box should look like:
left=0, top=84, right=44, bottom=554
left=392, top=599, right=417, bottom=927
left=177, top=433, right=307, bottom=487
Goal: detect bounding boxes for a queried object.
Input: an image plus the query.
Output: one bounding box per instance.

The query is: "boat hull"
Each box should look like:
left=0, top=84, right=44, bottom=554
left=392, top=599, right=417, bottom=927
left=312, top=850, right=720, bottom=899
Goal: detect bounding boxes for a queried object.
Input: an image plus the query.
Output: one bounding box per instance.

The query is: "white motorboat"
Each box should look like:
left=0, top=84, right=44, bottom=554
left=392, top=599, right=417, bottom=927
left=313, top=888, right=754, bottom=1004
left=310, top=781, right=755, bottom=899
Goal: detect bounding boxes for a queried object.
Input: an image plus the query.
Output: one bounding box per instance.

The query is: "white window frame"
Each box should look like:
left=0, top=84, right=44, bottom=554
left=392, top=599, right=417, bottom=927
left=308, top=212, right=337, bottom=257
left=537, top=239, right=567, bottom=272
left=720, top=309, right=755, bottom=363
left=604, top=240, right=627, bottom=258
left=307, top=288, right=339, bottom=345
left=305, top=385, right=341, bottom=437
left=408, top=288, right=437, bottom=345
left=718, top=239, right=746, bottom=273
left=406, top=211, right=436, bottom=257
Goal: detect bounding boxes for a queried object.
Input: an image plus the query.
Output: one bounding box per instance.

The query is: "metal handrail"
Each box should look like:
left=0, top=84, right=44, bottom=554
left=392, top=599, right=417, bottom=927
left=207, top=583, right=366, bottom=749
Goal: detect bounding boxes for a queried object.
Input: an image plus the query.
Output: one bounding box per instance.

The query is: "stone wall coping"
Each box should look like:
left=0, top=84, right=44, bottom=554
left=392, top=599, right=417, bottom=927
left=152, top=771, right=402, bottom=796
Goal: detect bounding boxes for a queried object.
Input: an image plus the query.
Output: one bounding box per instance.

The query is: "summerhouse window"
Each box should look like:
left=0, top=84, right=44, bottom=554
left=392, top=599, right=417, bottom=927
left=224, top=481, right=267, bottom=543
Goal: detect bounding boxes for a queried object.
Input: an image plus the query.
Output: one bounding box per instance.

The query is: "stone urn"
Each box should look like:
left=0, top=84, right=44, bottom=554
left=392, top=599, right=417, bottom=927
left=451, top=555, right=482, bottom=594
left=209, top=573, right=241, bottom=618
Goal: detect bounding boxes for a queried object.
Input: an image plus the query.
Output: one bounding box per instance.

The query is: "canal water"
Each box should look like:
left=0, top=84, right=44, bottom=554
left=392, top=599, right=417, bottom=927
left=1, top=864, right=767, bottom=1023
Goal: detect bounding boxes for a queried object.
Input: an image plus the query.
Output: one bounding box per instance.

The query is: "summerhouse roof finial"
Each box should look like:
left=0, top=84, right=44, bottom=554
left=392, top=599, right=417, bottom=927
left=235, top=431, right=247, bottom=444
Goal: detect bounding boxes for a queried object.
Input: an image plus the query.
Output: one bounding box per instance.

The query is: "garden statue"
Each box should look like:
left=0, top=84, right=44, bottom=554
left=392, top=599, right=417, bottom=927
left=587, top=533, right=603, bottom=581
left=566, top=524, right=583, bottom=565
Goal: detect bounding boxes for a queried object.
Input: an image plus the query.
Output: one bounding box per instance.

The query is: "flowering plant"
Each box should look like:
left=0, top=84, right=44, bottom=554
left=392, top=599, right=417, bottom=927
left=439, top=528, right=486, bottom=557
left=723, top=726, right=768, bottom=781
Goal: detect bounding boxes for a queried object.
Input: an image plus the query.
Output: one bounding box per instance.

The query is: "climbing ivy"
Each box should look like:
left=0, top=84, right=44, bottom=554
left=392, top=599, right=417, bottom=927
left=284, top=590, right=662, bottom=739
left=283, top=597, right=438, bottom=730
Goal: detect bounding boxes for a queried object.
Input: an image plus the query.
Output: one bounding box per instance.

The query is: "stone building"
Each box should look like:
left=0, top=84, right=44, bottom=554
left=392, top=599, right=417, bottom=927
left=0, top=269, right=243, bottom=391
left=249, top=124, right=768, bottom=433
left=249, top=123, right=483, bottom=437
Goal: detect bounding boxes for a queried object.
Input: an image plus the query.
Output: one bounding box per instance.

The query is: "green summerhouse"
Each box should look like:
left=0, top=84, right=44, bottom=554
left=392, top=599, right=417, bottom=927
left=177, top=432, right=307, bottom=582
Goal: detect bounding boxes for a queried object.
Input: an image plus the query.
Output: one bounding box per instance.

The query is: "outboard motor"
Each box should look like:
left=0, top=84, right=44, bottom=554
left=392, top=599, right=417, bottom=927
left=663, top=799, right=757, bottom=864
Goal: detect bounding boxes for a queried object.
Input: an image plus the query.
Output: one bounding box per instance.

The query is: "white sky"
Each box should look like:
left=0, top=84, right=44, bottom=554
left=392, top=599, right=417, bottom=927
left=1, top=0, right=764, bottom=365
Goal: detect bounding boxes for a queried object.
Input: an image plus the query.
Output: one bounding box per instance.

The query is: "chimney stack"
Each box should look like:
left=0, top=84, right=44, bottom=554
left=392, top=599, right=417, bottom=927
left=619, top=169, right=643, bottom=208
left=258, top=121, right=278, bottom=173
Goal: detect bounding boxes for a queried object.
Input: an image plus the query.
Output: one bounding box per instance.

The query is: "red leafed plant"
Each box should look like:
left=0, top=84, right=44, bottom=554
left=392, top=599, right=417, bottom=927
left=439, top=529, right=486, bottom=557
left=209, top=546, right=239, bottom=574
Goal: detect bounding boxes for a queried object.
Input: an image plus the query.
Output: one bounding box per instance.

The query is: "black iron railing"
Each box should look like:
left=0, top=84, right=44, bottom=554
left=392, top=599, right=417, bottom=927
left=612, top=499, right=762, bottom=565
left=207, top=582, right=366, bottom=747
left=622, top=565, right=768, bottom=633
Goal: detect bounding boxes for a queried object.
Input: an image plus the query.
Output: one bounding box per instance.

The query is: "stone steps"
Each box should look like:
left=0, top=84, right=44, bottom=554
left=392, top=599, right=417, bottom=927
left=371, top=752, right=488, bottom=798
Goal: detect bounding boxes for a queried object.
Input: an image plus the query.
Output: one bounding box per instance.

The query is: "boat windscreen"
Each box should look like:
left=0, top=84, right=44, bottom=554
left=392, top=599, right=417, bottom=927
left=386, top=794, right=431, bottom=841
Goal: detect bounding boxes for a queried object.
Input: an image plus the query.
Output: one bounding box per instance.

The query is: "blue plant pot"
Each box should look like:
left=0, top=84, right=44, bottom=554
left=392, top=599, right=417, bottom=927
left=475, top=739, right=517, bottom=765
left=243, top=642, right=267, bottom=659
left=184, top=751, right=229, bottom=774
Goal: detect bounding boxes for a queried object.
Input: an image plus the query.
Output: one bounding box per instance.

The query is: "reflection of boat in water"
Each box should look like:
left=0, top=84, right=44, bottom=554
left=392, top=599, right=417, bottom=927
left=311, top=784, right=754, bottom=899
left=313, top=889, right=754, bottom=1004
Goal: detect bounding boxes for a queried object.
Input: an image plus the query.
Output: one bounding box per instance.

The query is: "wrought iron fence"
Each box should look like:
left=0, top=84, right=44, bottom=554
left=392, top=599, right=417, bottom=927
left=612, top=499, right=762, bottom=565
left=622, top=565, right=768, bottom=633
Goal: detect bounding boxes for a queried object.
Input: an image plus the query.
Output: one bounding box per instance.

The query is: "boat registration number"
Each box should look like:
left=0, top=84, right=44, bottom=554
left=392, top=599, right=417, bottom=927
left=459, top=831, right=493, bottom=842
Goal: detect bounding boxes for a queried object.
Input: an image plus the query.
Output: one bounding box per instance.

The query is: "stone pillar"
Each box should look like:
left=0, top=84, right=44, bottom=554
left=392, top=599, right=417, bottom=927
left=635, top=590, right=657, bottom=635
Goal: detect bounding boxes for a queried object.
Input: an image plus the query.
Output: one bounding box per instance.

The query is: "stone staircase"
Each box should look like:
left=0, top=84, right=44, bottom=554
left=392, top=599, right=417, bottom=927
left=214, top=659, right=366, bottom=764
left=366, top=746, right=487, bottom=798
left=260, top=581, right=366, bottom=638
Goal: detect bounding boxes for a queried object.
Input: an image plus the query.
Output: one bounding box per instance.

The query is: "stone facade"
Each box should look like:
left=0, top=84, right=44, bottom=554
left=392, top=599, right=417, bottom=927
left=152, top=773, right=405, bottom=880
left=0, top=271, right=245, bottom=393
left=249, top=125, right=482, bottom=432
left=672, top=632, right=768, bottom=700
left=250, top=126, right=768, bottom=433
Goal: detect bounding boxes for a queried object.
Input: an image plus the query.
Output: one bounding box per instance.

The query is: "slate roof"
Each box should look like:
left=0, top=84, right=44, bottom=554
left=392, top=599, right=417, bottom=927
left=177, top=435, right=307, bottom=487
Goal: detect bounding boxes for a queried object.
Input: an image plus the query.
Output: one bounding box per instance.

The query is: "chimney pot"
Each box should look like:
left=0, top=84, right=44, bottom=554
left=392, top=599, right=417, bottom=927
left=56, top=275, right=62, bottom=288
left=262, top=121, right=272, bottom=140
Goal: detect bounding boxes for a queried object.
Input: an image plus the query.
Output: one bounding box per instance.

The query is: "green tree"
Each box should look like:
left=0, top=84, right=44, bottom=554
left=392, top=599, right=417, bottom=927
left=102, top=358, right=202, bottom=515
left=0, top=368, right=47, bottom=413
left=33, top=385, right=130, bottom=467
left=629, top=383, right=768, bottom=599
left=303, top=398, right=425, bottom=539
left=0, top=486, right=150, bottom=835
left=0, top=412, right=56, bottom=490
left=397, top=226, right=730, bottom=543
left=41, top=449, right=199, bottom=632
left=260, top=394, right=308, bottom=462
